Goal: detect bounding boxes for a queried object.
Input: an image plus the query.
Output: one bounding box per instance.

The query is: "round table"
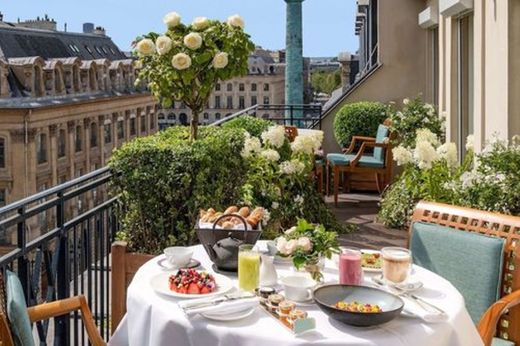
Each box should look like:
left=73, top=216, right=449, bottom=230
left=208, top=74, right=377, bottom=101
left=109, top=241, right=483, bottom=346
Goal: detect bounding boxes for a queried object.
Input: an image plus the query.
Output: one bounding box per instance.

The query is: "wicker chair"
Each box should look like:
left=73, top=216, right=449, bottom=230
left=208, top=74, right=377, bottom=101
left=409, top=201, right=520, bottom=346
left=0, top=271, right=105, bottom=346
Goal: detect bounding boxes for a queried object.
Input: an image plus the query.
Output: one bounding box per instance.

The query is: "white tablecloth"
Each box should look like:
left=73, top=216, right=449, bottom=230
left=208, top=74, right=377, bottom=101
left=109, top=241, right=483, bottom=346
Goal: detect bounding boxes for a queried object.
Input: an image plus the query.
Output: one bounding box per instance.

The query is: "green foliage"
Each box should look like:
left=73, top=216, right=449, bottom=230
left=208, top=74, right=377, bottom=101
left=222, top=116, right=274, bottom=138
left=311, top=70, right=342, bottom=95
left=109, top=126, right=247, bottom=254
left=333, top=102, right=389, bottom=148
left=389, top=97, right=444, bottom=147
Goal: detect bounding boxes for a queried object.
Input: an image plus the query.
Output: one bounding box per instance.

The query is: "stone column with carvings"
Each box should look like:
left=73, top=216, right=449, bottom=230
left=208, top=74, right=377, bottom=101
left=285, top=0, right=305, bottom=114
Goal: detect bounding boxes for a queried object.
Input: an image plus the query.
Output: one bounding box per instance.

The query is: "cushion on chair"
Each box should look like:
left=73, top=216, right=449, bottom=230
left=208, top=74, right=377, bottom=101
left=410, top=222, right=505, bottom=324
left=373, top=124, right=389, bottom=163
left=326, top=154, right=385, bottom=168
left=492, top=337, right=515, bottom=346
left=5, top=270, right=35, bottom=346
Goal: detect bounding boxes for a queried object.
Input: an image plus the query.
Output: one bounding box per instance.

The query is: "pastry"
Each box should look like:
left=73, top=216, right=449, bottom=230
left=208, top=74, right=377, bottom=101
left=222, top=221, right=235, bottom=229
left=238, top=207, right=250, bottom=218
left=224, top=206, right=239, bottom=214
left=208, top=212, right=223, bottom=223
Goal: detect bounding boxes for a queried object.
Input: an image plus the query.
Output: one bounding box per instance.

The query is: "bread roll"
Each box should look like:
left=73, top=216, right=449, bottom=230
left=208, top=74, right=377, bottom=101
left=224, top=206, right=239, bottom=214
left=238, top=207, right=250, bottom=218
left=208, top=212, right=223, bottom=223
left=222, top=221, right=235, bottom=229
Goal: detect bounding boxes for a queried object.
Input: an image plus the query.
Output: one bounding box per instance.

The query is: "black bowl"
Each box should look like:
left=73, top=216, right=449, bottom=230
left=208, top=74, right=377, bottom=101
left=313, top=285, right=404, bottom=327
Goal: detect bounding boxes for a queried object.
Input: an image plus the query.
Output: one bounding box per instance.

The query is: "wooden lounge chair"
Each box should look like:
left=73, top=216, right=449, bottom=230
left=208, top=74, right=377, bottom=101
left=0, top=270, right=105, bottom=346
left=326, top=119, right=394, bottom=206
left=409, top=201, right=520, bottom=346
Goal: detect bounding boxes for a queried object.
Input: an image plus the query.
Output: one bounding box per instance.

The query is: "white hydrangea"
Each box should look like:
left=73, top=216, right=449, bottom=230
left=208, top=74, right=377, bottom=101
left=291, top=135, right=315, bottom=155
left=424, top=103, right=435, bottom=116
left=413, top=140, right=439, bottom=169
left=392, top=146, right=413, bottom=166
left=416, top=128, right=439, bottom=146
left=260, top=149, right=280, bottom=162
left=279, top=160, right=305, bottom=175
left=262, top=209, right=271, bottom=225
left=465, top=134, right=475, bottom=152
left=241, top=137, right=261, bottom=158
left=261, top=126, right=286, bottom=148
left=436, top=142, right=458, bottom=169
left=309, top=131, right=324, bottom=150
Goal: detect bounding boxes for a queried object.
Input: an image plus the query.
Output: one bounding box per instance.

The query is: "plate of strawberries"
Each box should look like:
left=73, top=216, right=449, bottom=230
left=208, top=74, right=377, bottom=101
left=150, top=268, right=233, bottom=299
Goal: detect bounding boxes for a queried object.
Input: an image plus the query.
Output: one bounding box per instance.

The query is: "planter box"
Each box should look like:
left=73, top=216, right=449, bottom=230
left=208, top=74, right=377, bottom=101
left=111, top=241, right=155, bottom=334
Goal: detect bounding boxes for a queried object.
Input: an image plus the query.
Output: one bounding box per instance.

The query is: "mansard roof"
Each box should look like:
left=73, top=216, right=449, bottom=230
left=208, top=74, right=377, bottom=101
left=0, top=25, right=126, bottom=61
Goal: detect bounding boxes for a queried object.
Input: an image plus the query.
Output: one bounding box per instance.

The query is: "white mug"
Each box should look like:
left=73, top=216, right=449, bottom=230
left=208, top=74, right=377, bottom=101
left=280, top=275, right=315, bottom=302
left=163, top=247, right=193, bottom=267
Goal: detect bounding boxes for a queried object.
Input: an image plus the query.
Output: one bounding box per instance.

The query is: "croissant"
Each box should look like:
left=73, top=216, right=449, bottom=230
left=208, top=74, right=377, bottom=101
left=208, top=212, right=223, bottom=223
left=250, top=207, right=264, bottom=219
left=224, top=206, right=239, bottom=214
left=207, top=208, right=216, bottom=215
left=246, top=215, right=261, bottom=228
left=238, top=207, right=250, bottom=218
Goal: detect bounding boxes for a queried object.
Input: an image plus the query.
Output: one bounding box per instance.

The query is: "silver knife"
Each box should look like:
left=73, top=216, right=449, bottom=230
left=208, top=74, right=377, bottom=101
left=182, top=293, right=256, bottom=311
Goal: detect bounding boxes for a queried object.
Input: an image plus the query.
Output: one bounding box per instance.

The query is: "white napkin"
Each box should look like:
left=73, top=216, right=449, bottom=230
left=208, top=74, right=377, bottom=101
left=401, top=297, right=448, bottom=323
left=178, top=294, right=259, bottom=316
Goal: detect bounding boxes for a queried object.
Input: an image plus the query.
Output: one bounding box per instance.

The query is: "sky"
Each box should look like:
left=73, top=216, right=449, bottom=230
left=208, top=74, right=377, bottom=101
left=0, top=0, right=358, bottom=57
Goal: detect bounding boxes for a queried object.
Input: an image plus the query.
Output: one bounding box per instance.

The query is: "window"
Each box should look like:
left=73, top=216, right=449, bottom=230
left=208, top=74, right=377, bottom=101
left=458, top=15, right=474, bottom=159
left=90, top=122, right=98, bottom=148
left=150, top=114, right=155, bottom=129
left=227, top=96, right=233, bottom=109
left=117, top=120, right=124, bottom=140
left=215, top=83, right=221, bottom=91
left=251, top=96, right=257, bottom=106
left=0, top=189, right=5, bottom=207
left=85, top=45, right=93, bottom=54
left=0, top=138, right=5, bottom=168
left=215, top=96, right=221, bottom=109
left=227, top=83, right=232, bottom=92
left=104, top=123, right=112, bottom=144
left=251, top=83, right=257, bottom=92
left=239, top=83, right=245, bottom=92
left=75, top=125, right=82, bottom=152
left=140, top=116, right=146, bottom=133
left=263, top=96, right=270, bottom=105
left=58, top=130, right=66, bottom=158
left=37, top=133, right=47, bottom=164
left=215, top=113, right=221, bottom=120
left=203, top=113, right=209, bottom=120
left=167, top=113, right=176, bottom=120
left=239, top=96, right=245, bottom=109
left=264, top=83, right=270, bottom=91
left=130, top=118, right=136, bottom=136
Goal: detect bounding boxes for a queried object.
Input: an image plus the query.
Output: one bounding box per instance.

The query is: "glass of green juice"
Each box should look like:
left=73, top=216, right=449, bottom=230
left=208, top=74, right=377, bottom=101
left=238, top=244, right=260, bottom=292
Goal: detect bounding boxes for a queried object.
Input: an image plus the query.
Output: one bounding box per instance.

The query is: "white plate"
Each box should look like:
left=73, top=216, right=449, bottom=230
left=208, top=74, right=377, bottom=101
left=150, top=272, right=233, bottom=299
left=202, top=307, right=256, bottom=321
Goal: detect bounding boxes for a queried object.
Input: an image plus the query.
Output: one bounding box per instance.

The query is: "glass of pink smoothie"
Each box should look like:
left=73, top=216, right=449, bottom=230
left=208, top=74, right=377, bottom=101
left=339, top=248, right=363, bottom=285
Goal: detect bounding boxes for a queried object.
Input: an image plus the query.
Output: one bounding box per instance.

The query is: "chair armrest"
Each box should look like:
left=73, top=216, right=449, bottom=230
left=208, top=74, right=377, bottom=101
left=478, top=289, right=520, bottom=346
left=343, top=136, right=376, bottom=153
left=350, top=142, right=388, bottom=167
left=27, top=295, right=106, bottom=346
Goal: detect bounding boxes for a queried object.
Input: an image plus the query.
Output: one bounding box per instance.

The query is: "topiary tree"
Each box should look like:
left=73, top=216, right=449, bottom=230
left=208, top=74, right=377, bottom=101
left=134, top=12, right=255, bottom=140
left=222, top=116, right=274, bottom=138
left=333, top=101, right=389, bottom=148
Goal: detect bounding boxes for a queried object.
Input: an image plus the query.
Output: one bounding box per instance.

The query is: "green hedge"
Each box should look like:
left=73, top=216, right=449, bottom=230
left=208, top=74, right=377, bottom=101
left=222, top=116, right=274, bottom=137
left=109, top=126, right=247, bottom=254
left=333, top=102, right=388, bottom=148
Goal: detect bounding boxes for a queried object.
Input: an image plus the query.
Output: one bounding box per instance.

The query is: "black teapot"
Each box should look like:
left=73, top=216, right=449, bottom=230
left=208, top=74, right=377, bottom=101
left=206, top=233, right=243, bottom=272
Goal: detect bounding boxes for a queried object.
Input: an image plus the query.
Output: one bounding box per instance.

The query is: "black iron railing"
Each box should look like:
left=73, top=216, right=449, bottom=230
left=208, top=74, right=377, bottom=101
left=0, top=167, right=116, bottom=345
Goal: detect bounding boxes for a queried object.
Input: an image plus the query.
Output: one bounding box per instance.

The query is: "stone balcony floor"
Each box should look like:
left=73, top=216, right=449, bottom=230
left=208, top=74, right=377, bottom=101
left=326, top=193, right=408, bottom=250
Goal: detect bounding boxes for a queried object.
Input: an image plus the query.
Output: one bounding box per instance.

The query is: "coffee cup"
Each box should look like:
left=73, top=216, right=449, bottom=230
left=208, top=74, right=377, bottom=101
left=280, top=275, right=315, bottom=302
left=164, top=247, right=193, bottom=268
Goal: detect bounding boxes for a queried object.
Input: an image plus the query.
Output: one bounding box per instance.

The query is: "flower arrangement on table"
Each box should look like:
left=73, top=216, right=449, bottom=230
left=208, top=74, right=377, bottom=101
left=276, top=219, right=339, bottom=281
left=134, top=12, right=255, bottom=140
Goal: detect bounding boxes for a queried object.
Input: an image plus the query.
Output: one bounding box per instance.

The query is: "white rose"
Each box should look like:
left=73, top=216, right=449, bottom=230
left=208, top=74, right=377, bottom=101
left=136, top=38, right=155, bottom=56
left=171, top=53, right=192, bottom=70
left=163, top=12, right=181, bottom=28
left=276, top=238, right=288, bottom=255
left=184, top=32, right=203, bottom=50
left=155, top=36, right=173, bottom=55
left=192, top=16, right=210, bottom=30
left=227, top=14, right=245, bottom=29
left=213, top=52, right=229, bottom=69
left=297, top=237, right=312, bottom=252
left=286, top=239, right=298, bottom=255
left=285, top=226, right=296, bottom=235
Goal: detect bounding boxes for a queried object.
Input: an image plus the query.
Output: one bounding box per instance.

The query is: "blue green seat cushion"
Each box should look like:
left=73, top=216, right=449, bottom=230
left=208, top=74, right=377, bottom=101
left=373, top=124, right=389, bottom=162
left=326, top=153, right=384, bottom=168
left=5, top=270, right=35, bottom=346
left=410, top=222, right=505, bottom=324
left=492, top=337, right=515, bottom=346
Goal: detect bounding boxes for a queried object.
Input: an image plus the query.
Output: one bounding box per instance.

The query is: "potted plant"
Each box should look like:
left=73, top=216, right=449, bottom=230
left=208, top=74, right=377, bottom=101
left=134, top=12, right=255, bottom=140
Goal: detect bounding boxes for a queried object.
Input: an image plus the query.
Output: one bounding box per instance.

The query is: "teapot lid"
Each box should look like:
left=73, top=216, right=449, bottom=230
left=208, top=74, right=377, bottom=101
left=216, top=233, right=244, bottom=248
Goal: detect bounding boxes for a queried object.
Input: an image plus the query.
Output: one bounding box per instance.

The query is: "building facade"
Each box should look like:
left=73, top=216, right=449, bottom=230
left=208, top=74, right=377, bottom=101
left=0, top=16, right=157, bottom=244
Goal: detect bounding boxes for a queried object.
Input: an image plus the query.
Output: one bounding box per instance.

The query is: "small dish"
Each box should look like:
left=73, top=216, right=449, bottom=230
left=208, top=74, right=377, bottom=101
left=158, top=258, right=201, bottom=270
left=202, top=307, right=256, bottom=321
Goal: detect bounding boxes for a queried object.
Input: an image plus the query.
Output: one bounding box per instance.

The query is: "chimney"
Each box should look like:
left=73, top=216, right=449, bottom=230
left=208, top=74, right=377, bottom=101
left=64, top=22, right=67, bottom=32
left=83, top=22, right=94, bottom=34
left=93, top=26, right=106, bottom=36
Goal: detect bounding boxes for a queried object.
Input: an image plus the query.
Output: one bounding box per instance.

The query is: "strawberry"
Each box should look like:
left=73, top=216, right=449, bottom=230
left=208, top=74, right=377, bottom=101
left=188, top=283, right=200, bottom=294
left=200, top=286, right=210, bottom=294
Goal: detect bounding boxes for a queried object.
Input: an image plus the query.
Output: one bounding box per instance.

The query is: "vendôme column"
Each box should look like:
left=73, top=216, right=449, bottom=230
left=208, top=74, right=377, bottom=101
left=285, top=0, right=304, bottom=124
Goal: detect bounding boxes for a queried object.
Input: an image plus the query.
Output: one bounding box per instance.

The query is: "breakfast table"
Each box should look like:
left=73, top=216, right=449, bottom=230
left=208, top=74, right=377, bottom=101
left=109, top=241, right=484, bottom=346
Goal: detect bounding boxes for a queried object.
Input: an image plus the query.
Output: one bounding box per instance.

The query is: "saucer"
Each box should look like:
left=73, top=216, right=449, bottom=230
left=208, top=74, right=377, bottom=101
left=202, top=307, right=256, bottom=321
left=278, top=290, right=315, bottom=306
left=158, top=258, right=201, bottom=270
left=395, top=280, right=424, bottom=292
